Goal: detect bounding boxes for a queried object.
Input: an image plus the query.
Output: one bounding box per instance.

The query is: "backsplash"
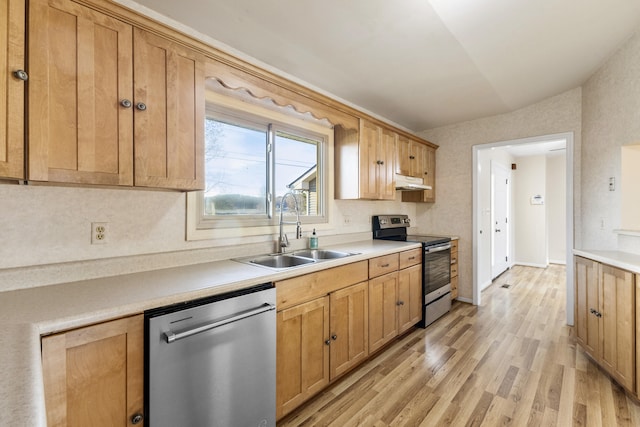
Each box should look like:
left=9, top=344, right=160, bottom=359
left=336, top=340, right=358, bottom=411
left=0, top=182, right=417, bottom=292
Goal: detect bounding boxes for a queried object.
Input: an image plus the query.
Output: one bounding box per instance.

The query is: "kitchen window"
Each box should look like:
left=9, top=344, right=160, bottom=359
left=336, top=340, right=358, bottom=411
left=187, top=93, right=330, bottom=239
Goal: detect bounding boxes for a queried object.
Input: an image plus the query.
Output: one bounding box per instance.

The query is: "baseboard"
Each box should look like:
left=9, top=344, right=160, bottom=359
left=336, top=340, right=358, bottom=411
left=480, top=279, right=492, bottom=291
left=549, top=259, right=566, bottom=265
left=455, top=296, right=473, bottom=304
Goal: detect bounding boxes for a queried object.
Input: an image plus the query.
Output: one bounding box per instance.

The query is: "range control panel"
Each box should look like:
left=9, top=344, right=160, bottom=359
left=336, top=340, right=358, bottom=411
left=372, top=215, right=411, bottom=231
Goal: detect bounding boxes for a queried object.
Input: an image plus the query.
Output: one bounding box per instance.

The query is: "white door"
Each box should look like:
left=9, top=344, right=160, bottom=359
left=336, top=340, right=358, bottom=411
left=491, top=162, right=510, bottom=280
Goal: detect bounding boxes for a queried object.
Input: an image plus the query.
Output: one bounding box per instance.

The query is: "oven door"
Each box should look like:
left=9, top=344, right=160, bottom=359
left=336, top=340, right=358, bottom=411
left=424, top=243, right=451, bottom=301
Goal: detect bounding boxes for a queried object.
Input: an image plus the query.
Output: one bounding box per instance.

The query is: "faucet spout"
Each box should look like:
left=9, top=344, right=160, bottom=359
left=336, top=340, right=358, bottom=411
left=278, top=191, right=302, bottom=253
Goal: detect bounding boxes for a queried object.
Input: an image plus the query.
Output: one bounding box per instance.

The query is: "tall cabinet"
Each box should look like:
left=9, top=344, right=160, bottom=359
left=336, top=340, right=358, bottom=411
left=0, top=0, right=25, bottom=179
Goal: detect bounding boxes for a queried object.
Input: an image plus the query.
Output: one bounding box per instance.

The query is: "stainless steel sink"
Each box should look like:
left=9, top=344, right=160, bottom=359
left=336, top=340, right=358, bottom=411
left=234, top=249, right=358, bottom=270
left=246, top=254, right=315, bottom=269
left=290, top=249, right=357, bottom=260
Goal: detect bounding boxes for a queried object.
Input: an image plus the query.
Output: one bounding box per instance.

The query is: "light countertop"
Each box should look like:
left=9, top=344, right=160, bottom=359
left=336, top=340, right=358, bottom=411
left=573, top=249, right=640, bottom=274
left=0, top=239, right=420, bottom=427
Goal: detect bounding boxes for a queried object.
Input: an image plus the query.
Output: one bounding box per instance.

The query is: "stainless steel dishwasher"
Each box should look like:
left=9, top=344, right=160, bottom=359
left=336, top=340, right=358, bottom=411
left=145, top=283, right=276, bottom=427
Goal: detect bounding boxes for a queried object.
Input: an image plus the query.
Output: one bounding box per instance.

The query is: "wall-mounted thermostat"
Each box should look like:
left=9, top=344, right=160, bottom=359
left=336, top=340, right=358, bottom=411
left=530, top=194, right=544, bottom=205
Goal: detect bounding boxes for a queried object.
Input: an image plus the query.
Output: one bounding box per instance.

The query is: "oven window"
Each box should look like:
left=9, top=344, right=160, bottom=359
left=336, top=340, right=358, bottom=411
left=424, top=248, right=451, bottom=295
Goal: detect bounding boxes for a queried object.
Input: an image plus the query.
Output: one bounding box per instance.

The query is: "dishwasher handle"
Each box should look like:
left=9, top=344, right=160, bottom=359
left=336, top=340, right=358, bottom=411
left=164, top=302, right=276, bottom=343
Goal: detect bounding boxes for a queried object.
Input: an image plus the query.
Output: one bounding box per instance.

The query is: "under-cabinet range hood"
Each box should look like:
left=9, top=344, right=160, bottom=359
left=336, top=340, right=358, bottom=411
left=395, top=174, right=432, bottom=191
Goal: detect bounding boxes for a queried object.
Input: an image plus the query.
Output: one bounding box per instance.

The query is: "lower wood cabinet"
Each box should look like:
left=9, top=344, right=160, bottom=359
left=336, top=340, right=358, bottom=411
left=276, top=296, right=330, bottom=420
left=398, top=263, right=423, bottom=333
left=574, top=256, right=636, bottom=393
left=41, top=314, right=144, bottom=427
left=369, top=271, right=399, bottom=353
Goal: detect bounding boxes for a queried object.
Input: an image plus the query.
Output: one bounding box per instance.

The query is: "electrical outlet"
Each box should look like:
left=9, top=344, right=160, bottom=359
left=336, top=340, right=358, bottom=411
left=343, top=215, right=351, bottom=224
left=91, top=222, right=108, bottom=244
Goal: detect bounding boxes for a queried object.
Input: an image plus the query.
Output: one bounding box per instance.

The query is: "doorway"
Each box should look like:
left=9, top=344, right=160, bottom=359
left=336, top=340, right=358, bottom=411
left=472, top=133, right=575, bottom=325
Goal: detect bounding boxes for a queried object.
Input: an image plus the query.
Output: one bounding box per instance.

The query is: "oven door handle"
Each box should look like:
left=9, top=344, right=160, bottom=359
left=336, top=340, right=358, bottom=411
left=425, top=244, right=451, bottom=253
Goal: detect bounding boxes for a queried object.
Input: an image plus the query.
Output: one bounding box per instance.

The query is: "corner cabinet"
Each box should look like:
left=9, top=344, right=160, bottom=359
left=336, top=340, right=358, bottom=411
left=41, top=314, right=144, bottom=427
left=27, top=0, right=204, bottom=190
left=0, top=0, right=26, bottom=179
left=574, top=256, right=636, bottom=393
left=335, top=118, right=395, bottom=200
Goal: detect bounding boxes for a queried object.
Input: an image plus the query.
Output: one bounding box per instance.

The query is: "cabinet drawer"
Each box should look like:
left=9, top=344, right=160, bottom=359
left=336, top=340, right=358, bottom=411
left=276, top=261, right=368, bottom=310
left=399, top=248, right=422, bottom=269
left=369, top=253, right=399, bottom=278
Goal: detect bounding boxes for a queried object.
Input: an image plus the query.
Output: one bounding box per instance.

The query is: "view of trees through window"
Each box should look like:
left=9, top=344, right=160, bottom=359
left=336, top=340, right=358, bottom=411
left=203, top=117, right=320, bottom=218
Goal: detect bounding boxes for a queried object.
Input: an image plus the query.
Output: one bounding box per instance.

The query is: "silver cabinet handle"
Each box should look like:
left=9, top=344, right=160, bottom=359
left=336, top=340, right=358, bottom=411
left=164, top=303, right=275, bottom=343
left=121, top=99, right=132, bottom=108
left=136, top=102, right=147, bottom=111
left=131, top=413, right=144, bottom=425
left=13, top=70, right=28, bottom=81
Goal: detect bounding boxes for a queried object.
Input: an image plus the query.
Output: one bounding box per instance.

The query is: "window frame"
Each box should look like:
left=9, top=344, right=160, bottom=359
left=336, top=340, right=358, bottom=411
left=187, top=90, right=332, bottom=241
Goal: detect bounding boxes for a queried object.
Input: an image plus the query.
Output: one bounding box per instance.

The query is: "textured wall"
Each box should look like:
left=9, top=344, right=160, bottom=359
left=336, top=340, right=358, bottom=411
left=581, top=30, right=640, bottom=252
left=416, top=88, right=582, bottom=301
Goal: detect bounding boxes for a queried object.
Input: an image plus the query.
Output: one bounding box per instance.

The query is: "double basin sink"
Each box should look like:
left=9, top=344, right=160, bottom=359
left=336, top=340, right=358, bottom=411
left=234, top=249, right=359, bottom=270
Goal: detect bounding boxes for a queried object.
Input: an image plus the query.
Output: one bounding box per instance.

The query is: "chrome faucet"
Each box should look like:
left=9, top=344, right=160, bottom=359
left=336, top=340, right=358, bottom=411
left=278, top=191, right=302, bottom=253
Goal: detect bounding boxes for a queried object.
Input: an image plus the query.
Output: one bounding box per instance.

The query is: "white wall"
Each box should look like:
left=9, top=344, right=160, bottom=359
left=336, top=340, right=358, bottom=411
left=416, top=88, right=582, bottom=301
left=513, top=156, right=547, bottom=267
left=547, top=153, right=567, bottom=263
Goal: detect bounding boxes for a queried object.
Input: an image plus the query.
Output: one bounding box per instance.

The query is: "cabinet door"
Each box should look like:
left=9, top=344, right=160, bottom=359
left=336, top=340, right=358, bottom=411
left=0, top=0, right=25, bottom=179
left=276, top=296, right=330, bottom=420
left=395, top=135, right=411, bottom=176
left=369, top=272, right=399, bottom=353
left=398, top=264, right=422, bottom=333
left=329, top=282, right=368, bottom=380
left=41, top=315, right=144, bottom=427
left=378, top=127, right=397, bottom=200
left=28, top=0, right=133, bottom=185
left=358, top=119, right=380, bottom=199
left=411, top=142, right=425, bottom=179
left=600, top=264, right=635, bottom=391
left=133, top=28, right=205, bottom=190
left=574, top=256, right=600, bottom=358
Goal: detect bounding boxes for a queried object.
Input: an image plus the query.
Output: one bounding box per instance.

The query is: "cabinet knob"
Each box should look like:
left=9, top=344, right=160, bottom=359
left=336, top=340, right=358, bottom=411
left=131, top=413, right=144, bottom=425
left=397, top=301, right=404, bottom=306
left=409, top=156, right=415, bottom=160
left=136, top=102, right=147, bottom=111
left=120, top=99, right=132, bottom=108
left=331, top=334, right=337, bottom=340
left=424, top=172, right=428, bottom=175
left=325, top=339, right=331, bottom=345
left=13, top=70, right=28, bottom=81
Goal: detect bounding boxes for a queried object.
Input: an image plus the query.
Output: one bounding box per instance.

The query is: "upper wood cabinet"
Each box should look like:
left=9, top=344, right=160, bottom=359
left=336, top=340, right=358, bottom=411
left=396, top=135, right=427, bottom=179
left=401, top=143, right=436, bottom=203
left=0, top=0, right=25, bottom=179
left=28, top=0, right=134, bottom=185
left=27, top=0, right=204, bottom=190
left=335, top=118, right=395, bottom=200
left=41, top=314, right=144, bottom=427
left=133, top=28, right=204, bottom=190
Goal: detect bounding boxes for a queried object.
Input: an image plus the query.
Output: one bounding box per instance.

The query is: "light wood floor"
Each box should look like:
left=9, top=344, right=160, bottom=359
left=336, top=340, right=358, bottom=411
left=278, top=264, right=640, bottom=426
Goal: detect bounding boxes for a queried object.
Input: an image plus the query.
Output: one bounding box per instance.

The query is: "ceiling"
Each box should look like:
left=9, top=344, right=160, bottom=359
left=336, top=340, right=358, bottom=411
left=130, top=0, right=640, bottom=132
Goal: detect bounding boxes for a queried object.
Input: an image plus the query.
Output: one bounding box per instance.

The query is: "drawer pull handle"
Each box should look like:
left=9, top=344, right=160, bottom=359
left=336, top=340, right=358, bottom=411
left=381, top=263, right=390, bottom=267
left=408, top=256, right=415, bottom=260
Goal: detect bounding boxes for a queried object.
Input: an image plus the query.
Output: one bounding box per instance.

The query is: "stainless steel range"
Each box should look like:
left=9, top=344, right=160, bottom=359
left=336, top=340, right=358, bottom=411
left=373, top=215, right=452, bottom=327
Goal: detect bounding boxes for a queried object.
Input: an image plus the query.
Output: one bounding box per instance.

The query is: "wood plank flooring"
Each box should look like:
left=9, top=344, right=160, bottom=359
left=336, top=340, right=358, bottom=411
left=278, top=264, right=640, bottom=426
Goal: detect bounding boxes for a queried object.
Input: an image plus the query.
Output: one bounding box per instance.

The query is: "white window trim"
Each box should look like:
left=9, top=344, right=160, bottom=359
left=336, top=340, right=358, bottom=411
left=187, top=90, right=334, bottom=241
